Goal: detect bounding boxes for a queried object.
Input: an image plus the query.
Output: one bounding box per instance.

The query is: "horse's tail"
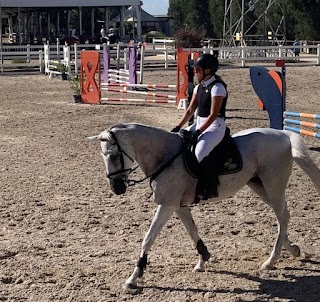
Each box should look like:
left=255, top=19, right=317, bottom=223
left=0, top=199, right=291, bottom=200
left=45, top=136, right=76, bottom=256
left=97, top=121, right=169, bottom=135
left=285, top=130, right=320, bottom=194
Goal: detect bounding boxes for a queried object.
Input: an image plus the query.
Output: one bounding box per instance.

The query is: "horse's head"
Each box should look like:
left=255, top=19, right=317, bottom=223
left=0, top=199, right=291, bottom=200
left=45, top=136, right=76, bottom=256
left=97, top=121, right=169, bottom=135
left=87, top=128, right=135, bottom=195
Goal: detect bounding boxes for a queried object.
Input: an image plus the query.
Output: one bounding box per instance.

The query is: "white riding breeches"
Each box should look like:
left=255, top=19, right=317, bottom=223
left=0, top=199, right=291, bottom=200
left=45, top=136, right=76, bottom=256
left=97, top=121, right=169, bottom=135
left=186, top=116, right=226, bottom=163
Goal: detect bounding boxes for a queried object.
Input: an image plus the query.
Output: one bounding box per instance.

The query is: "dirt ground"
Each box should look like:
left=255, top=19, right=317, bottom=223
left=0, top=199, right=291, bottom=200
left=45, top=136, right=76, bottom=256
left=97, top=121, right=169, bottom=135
left=0, top=64, right=319, bottom=302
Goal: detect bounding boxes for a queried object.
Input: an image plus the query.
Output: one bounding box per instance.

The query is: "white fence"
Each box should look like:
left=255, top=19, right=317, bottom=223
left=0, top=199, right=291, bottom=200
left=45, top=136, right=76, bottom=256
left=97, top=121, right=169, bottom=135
left=0, top=44, right=43, bottom=71
left=1, top=42, right=320, bottom=73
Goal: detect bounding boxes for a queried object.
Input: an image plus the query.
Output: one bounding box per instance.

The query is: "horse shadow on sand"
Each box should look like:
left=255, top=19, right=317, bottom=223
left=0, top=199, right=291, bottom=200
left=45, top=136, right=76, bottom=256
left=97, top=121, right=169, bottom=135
left=142, top=258, right=320, bottom=302
left=310, top=147, right=320, bottom=153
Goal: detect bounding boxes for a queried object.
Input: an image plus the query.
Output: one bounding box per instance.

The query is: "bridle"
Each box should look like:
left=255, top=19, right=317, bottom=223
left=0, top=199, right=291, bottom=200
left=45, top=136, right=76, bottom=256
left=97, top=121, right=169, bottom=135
left=101, top=130, right=183, bottom=188
left=102, top=131, right=153, bottom=187
left=101, top=131, right=137, bottom=184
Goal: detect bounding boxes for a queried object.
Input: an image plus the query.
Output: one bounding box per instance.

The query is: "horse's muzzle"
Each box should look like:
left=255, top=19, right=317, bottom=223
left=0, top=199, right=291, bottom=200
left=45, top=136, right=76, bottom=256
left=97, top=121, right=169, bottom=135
left=110, top=178, right=127, bottom=195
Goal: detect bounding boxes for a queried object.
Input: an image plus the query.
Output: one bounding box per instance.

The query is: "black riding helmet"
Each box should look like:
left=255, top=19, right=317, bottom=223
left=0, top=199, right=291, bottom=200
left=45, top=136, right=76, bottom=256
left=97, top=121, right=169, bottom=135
left=193, top=53, right=219, bottom=75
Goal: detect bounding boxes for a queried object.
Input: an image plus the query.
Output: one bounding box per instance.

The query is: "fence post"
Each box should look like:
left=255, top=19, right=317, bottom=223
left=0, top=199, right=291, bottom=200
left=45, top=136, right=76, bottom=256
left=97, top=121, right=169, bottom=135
left=56, top=39, right=60, bottom=60
left=116, top=43, right=121, bottom=70
left=241, top=46, right=246, bottom=67
left=278, top=45, right=283, bottom=58
left=39, top=50, right=43, bottom=73
left=139, top=44, right=145, bottom=84
left=317, top=44, right=320, bottom=66
left=124, top=48, right=128, bottom=70
left=164, top=48, right=168, bottom=69
left=27, top=44, right=30, bottom=63
left=74, top=43, right=78, bottom=74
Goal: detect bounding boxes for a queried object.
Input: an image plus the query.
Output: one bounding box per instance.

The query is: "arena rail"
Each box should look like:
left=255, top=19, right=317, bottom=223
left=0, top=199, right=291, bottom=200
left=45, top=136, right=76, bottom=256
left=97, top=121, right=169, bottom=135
left=0, top=44, right=43, bottom=72
left=2, top=42, right=320, bottom=73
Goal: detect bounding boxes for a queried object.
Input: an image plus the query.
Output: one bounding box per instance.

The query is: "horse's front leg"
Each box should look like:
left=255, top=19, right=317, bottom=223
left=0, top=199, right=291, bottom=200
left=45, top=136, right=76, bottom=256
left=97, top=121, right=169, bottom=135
left=123, top=204, right=178, bottom=290
left=176, top=207, right=211, bottom=272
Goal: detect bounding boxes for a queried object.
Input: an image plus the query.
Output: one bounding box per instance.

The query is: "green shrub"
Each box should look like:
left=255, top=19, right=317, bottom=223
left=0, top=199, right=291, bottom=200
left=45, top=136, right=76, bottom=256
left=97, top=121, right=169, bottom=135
left=54, top=62, right=67, bottom=73
left=69, top=74, right=81, bottom=95
left=143, top=31, right=167, bottom=43
left=173, top=28, right=203, bottom=48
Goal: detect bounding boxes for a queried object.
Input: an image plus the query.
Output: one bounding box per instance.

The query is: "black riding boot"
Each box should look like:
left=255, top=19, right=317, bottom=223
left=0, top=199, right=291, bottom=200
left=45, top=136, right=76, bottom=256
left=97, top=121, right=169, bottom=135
left=196, top=156, right=219, bottom=200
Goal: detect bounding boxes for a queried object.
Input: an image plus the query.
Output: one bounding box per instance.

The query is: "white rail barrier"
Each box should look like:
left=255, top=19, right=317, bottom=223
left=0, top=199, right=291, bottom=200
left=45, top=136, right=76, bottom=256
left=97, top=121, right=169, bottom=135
left=1, top=42, right=320, bottom=73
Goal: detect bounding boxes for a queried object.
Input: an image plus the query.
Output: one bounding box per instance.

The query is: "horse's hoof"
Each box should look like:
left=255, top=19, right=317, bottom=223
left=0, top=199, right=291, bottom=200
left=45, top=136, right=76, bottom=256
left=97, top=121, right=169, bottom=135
left=193, top=267, right=205, bottom=272
left=123, top=282, right=137, bottom=290
left=260, top=262, right=275, bottom=270
left=122, top=282, right=142, bottom=294
left=291, top=245, right=301, bottom=257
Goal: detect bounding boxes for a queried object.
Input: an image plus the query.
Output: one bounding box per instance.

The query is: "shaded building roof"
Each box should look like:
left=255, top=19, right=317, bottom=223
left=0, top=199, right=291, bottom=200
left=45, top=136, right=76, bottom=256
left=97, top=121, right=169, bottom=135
left=112, top=6, right=159, bottom=22
left=0, top=0, right=140, bottom=7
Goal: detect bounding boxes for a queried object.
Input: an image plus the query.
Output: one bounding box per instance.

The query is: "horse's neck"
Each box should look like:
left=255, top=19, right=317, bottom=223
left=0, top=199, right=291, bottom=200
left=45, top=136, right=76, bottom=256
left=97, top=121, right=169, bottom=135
left=125, top=126, right=181, bottom=176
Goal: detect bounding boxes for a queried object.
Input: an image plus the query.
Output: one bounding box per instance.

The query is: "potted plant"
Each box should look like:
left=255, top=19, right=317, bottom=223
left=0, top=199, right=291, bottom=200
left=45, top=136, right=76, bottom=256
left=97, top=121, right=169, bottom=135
left=69, top=74, right=82, bottom=103
left=55, top=62, right=68, bottom=80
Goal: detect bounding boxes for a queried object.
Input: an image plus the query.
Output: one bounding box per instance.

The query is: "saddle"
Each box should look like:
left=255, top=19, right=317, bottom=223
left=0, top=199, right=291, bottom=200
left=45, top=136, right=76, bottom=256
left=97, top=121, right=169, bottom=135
left=183, top=127, right=243, bottom=179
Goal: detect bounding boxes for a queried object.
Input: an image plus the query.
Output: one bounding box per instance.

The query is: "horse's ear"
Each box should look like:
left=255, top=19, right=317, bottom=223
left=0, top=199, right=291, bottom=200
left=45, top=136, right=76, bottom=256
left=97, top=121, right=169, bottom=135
left=86, top=130, right=112, bottom=142
left=100, top=130, right=114, bottom=142
left=86, top=135, right=100, bottom=141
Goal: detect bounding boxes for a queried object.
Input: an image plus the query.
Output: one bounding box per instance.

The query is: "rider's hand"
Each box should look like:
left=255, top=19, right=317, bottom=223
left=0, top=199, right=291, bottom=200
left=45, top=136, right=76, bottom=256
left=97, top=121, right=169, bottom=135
left=171, top=126, right=181, bottom=133
left=183, top=129, right=201, bottom=145
left=190, top=130, right=201, bottom=144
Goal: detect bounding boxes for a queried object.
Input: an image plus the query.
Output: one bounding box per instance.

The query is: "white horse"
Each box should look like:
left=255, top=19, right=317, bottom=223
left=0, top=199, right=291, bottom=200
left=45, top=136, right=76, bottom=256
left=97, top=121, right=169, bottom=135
left=88, top=123, right=320, bottom=290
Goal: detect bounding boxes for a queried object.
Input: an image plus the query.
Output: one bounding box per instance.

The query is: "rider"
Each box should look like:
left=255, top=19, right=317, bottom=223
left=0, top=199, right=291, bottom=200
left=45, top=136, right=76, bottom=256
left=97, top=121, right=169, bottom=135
left=171, top=53, right=228, bottom=199
left=71, top=27, right=79, bottom=40
left=100, top=25, right=107, bottom=40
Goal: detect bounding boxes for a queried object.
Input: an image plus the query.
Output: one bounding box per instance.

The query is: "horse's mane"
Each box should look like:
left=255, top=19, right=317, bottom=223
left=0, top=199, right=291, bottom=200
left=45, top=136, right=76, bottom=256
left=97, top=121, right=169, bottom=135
left=109, top=123, right=169, bottom=136
left=108, top=123, right=180, bottom=150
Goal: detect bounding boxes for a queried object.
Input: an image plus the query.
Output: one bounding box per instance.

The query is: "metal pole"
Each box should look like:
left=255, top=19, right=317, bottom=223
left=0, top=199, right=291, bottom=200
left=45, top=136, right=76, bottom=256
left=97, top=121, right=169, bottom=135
left=79, top=7, right=82, bottom=35
left=241, top=0, right=244, bottom=46
left=91, top=8, right=95, bottom=38
left=264, top=0, right=267, bottom=45
left=0, top=0, right=3, bottom=69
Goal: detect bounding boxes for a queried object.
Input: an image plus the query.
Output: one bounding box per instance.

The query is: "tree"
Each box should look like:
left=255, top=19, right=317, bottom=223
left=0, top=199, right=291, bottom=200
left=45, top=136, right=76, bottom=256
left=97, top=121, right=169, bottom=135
left=168, top=0, right=320, bottom=42
left=169, top=0, right=214, bottom=37
left=208, top=0, right=226, bottom=39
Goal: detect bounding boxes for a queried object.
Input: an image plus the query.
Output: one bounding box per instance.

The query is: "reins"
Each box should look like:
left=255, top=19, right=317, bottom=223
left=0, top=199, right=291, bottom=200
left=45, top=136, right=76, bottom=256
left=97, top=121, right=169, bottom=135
left=127, top=150, right=183, bottom=188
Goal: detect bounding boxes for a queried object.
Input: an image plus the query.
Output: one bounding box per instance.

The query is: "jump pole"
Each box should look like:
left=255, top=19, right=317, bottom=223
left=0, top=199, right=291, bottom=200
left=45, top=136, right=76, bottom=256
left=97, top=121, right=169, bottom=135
left=101, top=87, right=176, bottom=99
left=283, top=111, right=320, bottom=138
left=250, top=60, right=320, bottom=139
left=101, top=98, right=176, bottom=104
left=102, top=44, right=137, bottom=85
left=81, top=49, right=198, bottom=106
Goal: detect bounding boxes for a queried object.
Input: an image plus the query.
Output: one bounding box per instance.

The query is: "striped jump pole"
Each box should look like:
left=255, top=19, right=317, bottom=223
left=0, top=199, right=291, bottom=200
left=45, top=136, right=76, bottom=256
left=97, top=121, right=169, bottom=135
left=283, top=111, right=320, bottom=139
left=100, top=97, right=177, bottom=104
left=283, top=111, right=320, bottom=120
left=101, top=87, right=177, bottom=100
left=108, top=69, right=141, bottom=84
left=104, top=83, right=177, bottom=89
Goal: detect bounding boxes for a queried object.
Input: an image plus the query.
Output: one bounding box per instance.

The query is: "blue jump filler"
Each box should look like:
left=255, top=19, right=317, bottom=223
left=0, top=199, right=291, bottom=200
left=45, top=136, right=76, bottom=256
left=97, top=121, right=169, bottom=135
left=250, top=65, right=285, bottom=130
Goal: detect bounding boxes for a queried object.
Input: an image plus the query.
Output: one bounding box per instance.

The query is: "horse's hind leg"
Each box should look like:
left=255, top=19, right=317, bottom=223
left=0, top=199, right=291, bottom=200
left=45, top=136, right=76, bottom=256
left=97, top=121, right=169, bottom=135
left=247, top=178, right=300, bottom=270
left=123, top=204, right=178, bottom=290
left=176, top=207, right=211, bottom=272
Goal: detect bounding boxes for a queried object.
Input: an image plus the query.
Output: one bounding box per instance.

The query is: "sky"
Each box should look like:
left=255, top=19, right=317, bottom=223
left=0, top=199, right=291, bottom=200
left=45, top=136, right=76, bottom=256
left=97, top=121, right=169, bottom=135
left=141, top=0, right=169, bottom=16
